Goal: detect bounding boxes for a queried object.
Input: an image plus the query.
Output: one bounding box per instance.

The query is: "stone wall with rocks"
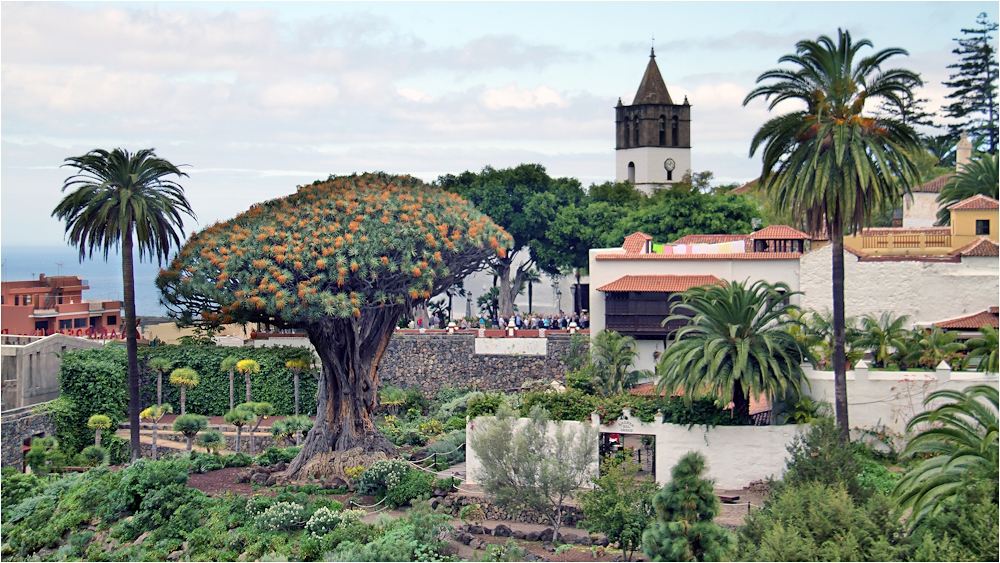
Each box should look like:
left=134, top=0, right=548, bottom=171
left=379, top=333, right=576, bottom=395
left=1, top=403, right=57, bottom=470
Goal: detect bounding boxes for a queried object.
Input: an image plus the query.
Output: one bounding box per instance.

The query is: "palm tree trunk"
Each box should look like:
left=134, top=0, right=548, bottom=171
left=294, top=373, right=300, bottom=416
left=122, top=229, right=142, bottom=462
left=731, top=380, right=751, bottom=422
left=830, top=220, right=850, bottom=442
left=229, top=371, right=235, bottom=412
left=157, top=373, right=162, bottom=407
left=180, top=386, right=186, bottom=415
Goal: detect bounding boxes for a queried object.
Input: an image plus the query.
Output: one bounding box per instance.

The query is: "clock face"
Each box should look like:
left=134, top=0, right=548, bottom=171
left=664, top=158, right=676, bottom=172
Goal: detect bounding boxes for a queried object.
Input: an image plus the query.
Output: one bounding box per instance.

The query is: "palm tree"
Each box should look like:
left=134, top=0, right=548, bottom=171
left=904, top=327, right=966, bottom=370
left=53, top=148, right=195, bottom=461
left=856, top=312, right=912, bottom=368
left=966, top=325, right=999, bottom=373
left=590, top=330, right=650, bottom=396
left=235, top=359, right=261, bottom=403
left=220, top=355, right=239, bottom=412
left=655, top=280, right=812, bottom=421
left=169, top=367, right=200, bottom=415
left=935, top=154, right=1000, bottom=224
left=148, top=357, right=173, bottom=407
left=893, top=385, right=998, bottom=529
left=285, top=355, right=312, bottom=416
left=744, top=30, right=923, bottom=438
left=799, top=309, right=864, bottom=369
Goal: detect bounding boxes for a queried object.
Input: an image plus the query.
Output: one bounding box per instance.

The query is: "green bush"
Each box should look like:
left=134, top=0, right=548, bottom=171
left=254, top=501, right=308, bottom=531
left=426, top=429, right=466, bottom=466
left=781, top=416, right=868, bottom=500
left=224, top=452, right=254, bottom=468
left=433, top=390, right=481, bottom=420
left=256, top=446, right=301, bottom=467
left=520, top=388, right=597, bottom=421
left=105, top=458, right=190, bottom=519
left=0, top=468, right=44, bottom=516
left=402, top=388, right=429, bottom=416
left=80, top=445, right=109, bottom=467
left=565, top=365, right=599, bottom=395
left=386, top=468, right=434, bottom=508
left=466, top=392, right=512, bottom=418
left=185, top=451, right=225, bottom=474
left=357, top=459, right=411, bottom=499
left=854, top=454, right=900, bottom=497
left=25, top=436, right=67, bottom=475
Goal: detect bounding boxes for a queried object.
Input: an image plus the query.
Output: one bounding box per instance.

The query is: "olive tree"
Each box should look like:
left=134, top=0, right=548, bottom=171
left=159, top=172, right=510, bottom=479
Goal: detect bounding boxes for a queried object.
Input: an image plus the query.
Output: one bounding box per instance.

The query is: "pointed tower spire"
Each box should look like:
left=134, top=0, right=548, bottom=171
left=633, top=48, right=673, bottom=105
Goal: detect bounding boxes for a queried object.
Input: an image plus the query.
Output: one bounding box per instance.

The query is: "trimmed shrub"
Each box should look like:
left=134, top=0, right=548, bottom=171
left=80, top=445, right=109, bottom=467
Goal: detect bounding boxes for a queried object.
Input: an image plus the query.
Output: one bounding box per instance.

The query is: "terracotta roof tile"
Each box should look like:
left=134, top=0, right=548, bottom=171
left=622, top=232, right=653, bottom=253
left=672, top=234, right=748, bottom=245
left=597, top=274, right=721, bottom=293
left=748, top=225, right=811, bottom=240
left=595, top=252, right=801, bottom=261
left=912, top=174, right=953, bottom=194
left=934, top=309, right=1000, bottom=330
left=948, top=194, right=1000, bottom=211
left=731, top=180, right=757, bottom=195
left=950, top=237, right=1000, bottom=257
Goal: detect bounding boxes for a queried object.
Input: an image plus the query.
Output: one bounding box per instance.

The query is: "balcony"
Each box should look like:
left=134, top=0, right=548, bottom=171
left=849, top=227, right=953, bottom=256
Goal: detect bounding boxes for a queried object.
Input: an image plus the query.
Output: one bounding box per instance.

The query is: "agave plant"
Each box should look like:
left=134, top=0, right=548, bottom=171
left=893, top=385, right=999, bottom=529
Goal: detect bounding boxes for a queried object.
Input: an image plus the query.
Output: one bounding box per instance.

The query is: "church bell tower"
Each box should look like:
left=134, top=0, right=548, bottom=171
left=615, top=48, right=691, bottom=193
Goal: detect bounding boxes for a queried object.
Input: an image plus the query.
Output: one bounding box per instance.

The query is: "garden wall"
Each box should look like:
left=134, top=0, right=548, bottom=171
left=1, top=402, right=56, bottom=470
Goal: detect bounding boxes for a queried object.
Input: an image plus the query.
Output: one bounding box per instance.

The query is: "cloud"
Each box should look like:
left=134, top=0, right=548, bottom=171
left=481, top=83, right=568, bottom=110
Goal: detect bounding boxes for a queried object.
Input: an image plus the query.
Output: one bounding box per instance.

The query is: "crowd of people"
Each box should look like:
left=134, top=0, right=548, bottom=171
left=436, top=310, right=588, bottom=330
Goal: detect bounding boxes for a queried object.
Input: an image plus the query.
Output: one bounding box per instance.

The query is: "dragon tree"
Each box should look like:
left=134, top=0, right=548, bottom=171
left=158, top=172, right=510, bottom=478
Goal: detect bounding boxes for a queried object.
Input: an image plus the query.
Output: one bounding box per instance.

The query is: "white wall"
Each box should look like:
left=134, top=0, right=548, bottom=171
left=615, top=146, right=691, bottom=194
left=902, top=192, right=939, bottom=228
left=799, top=244, right=999, bottom=324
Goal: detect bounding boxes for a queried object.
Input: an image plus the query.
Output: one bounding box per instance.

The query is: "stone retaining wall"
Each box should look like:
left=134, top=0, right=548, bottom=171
left=1, top=403, right=56, bottom=470
left=437, top=493, right=585, bottom=527
left=379, top=333, right=575, bottom=394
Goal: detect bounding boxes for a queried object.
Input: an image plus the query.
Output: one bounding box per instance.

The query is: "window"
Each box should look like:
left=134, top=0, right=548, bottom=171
left=658, top=116, right=666, bottom=145
left=107, top=315, right=117, bottom=326
left=24, top=295, right=31, bottom=305
left=624, top=121, right=631, bottom=148
left=627, top=162, right=636, bottom=183
left=59, top=319, right=72, bottom=330
left=667, top=169, right=673, bottom=181
left=14, top=295, right=19, bottom=306
left=976, top=219, right=990, bottom=235
left=57, top=296, right=64, bottom=305
left=671, top=116, right=679, bottom=146
left=74, top=318, right=87, bottom=328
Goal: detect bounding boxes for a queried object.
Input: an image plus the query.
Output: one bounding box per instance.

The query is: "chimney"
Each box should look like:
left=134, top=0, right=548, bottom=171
left=956, top=132, right=972, bottom=172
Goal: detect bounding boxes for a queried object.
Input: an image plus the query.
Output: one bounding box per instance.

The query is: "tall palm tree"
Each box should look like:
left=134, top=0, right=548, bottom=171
left=966, top=325, right=999, bottom=373
left=53, top=148, right=195, bottom=461
left=744, top=30, right=923, bottom=438
left=935, top=154, right=1000, bottom=225
left=893, top=385, right=998, bottom=530
left=655, top=280, right=812, bottom=421
left=590, top=330, right=650, bottom=396
left=856, top=312, right=912, bottom=368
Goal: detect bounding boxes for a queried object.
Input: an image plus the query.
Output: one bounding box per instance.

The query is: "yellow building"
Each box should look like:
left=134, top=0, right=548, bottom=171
left=843, top=194, right=998, bottom=257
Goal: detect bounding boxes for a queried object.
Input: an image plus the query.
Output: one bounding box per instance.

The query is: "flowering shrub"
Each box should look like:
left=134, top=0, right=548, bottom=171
left=304, top=506, right=365, bottom=538
left=357, top=459, right=410, bottom=497
left=254, top=501, right=307, bottom=531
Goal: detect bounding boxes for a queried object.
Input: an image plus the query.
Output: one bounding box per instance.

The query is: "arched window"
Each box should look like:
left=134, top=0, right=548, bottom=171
left=627, top=162, right=635, bottom=183
left=658, top=116, right=666, bottom=146
left=666, top=169, right=673, bottom=181
left=633, top=116, right=640, bottom=145
left=624, top=120, right=631, bottom=148
left=671, top=116, right=679, bottom=146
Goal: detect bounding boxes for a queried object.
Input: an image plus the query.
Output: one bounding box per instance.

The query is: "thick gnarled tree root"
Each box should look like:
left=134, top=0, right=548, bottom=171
left=279, top=447, right=391, bottom=484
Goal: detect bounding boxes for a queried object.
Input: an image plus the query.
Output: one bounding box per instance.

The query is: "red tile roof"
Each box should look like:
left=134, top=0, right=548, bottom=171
left=596, top=274, right=722, bottom=293
left=672, top=234, right=748, bottom=245
left=950, top=237, right=1000, bottom=257
left=912, top=174, right=953, bottom=194
left=595, top=252, right=801, bottom=261
left=948, top=194, right=1000, bottom=211
left=934, top=309, right=1000, bottom=330
left=748, top=225, right=811, bottom=240
left=731, top=179, right=758, bottom=195
left=622, top=232, right=653, bottom=253
left=629, top=384, right=771, bottom=414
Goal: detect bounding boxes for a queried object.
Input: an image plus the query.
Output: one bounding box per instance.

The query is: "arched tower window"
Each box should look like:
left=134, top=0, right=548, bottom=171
left=633, top=116, right=640, bottom=145
left=658, top=116, right=666, bottom=146
left=627, top=162, right=635, bottom=183
left=624, top=120, right=631, bottom=148
left=671, top=116, right=679, bottom=146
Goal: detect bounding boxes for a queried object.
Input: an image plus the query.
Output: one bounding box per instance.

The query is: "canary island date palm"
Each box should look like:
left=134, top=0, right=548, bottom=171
left=744, top=30, right=923, bottom=437
left=655, top=280, right=812, bottom=421
left=856, top=312, right=912, bottom=368
left=53, top=148, right=196, bottom=462
left=966, top=325, right=999, bottom=373
left=591, top=330, right=651, bottom=397
left=893, top=385, right=998, bottom=530
left=935, top=154, right=999, bottom=225
left=158, top=172, right=511, bottom=479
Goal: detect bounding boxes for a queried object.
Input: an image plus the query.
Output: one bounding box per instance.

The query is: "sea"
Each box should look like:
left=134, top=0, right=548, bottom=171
left=1, top=245, right=167, bottom=316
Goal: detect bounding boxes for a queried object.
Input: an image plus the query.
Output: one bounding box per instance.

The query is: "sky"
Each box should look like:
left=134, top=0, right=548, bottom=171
left=2, top=1, right=998, bottom=249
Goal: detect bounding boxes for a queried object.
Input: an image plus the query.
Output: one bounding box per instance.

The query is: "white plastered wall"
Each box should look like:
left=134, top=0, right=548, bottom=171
left=615, top=146, right=691, bottom=194
left=799, top=244, right=999, bottom=324
left=902, top=192, right=940, bottom=227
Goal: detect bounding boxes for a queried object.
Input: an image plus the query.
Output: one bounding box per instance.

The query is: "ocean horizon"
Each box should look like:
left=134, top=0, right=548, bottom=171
left=1, top=245, right=168, bottom=316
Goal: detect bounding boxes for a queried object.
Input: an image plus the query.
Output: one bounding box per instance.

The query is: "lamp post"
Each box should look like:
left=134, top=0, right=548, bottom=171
left=466, top=294, right=473, bottom=319
left=555, top=289, right=563, bottom=314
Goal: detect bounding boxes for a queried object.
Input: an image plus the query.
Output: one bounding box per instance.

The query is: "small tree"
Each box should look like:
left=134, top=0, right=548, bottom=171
left=220, top=355, right=240, bottom=412
left=469, top=404, right=597, bottom=543
left=236, top=359, right=261, bottom=404
left=196, top=429, right=226, bottom=455
left=87, top=414, right=112, bottom=448
left=173, top=414, right=208, bottom=451
left=169, top=367, right=200, bottom=414
left=273, top=415, right=314, bottom=446
left=285, top=355, right=312, bottom=416
left=591, top=330, right=650, bottom=397
left=140, top=403, right=172, bottom=460
left=379, top=385, right=406, bottom=415
left=224, top=406, right=256, bottom=454
left=148, top=357, right=173, bottom=407
left=80, top=445, right=109, bottom=467
left=579, top=457, right=659, bottom=561
left=241, top=401, right=273, bottom=456
left=642, top=452, right=734, bottom=562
